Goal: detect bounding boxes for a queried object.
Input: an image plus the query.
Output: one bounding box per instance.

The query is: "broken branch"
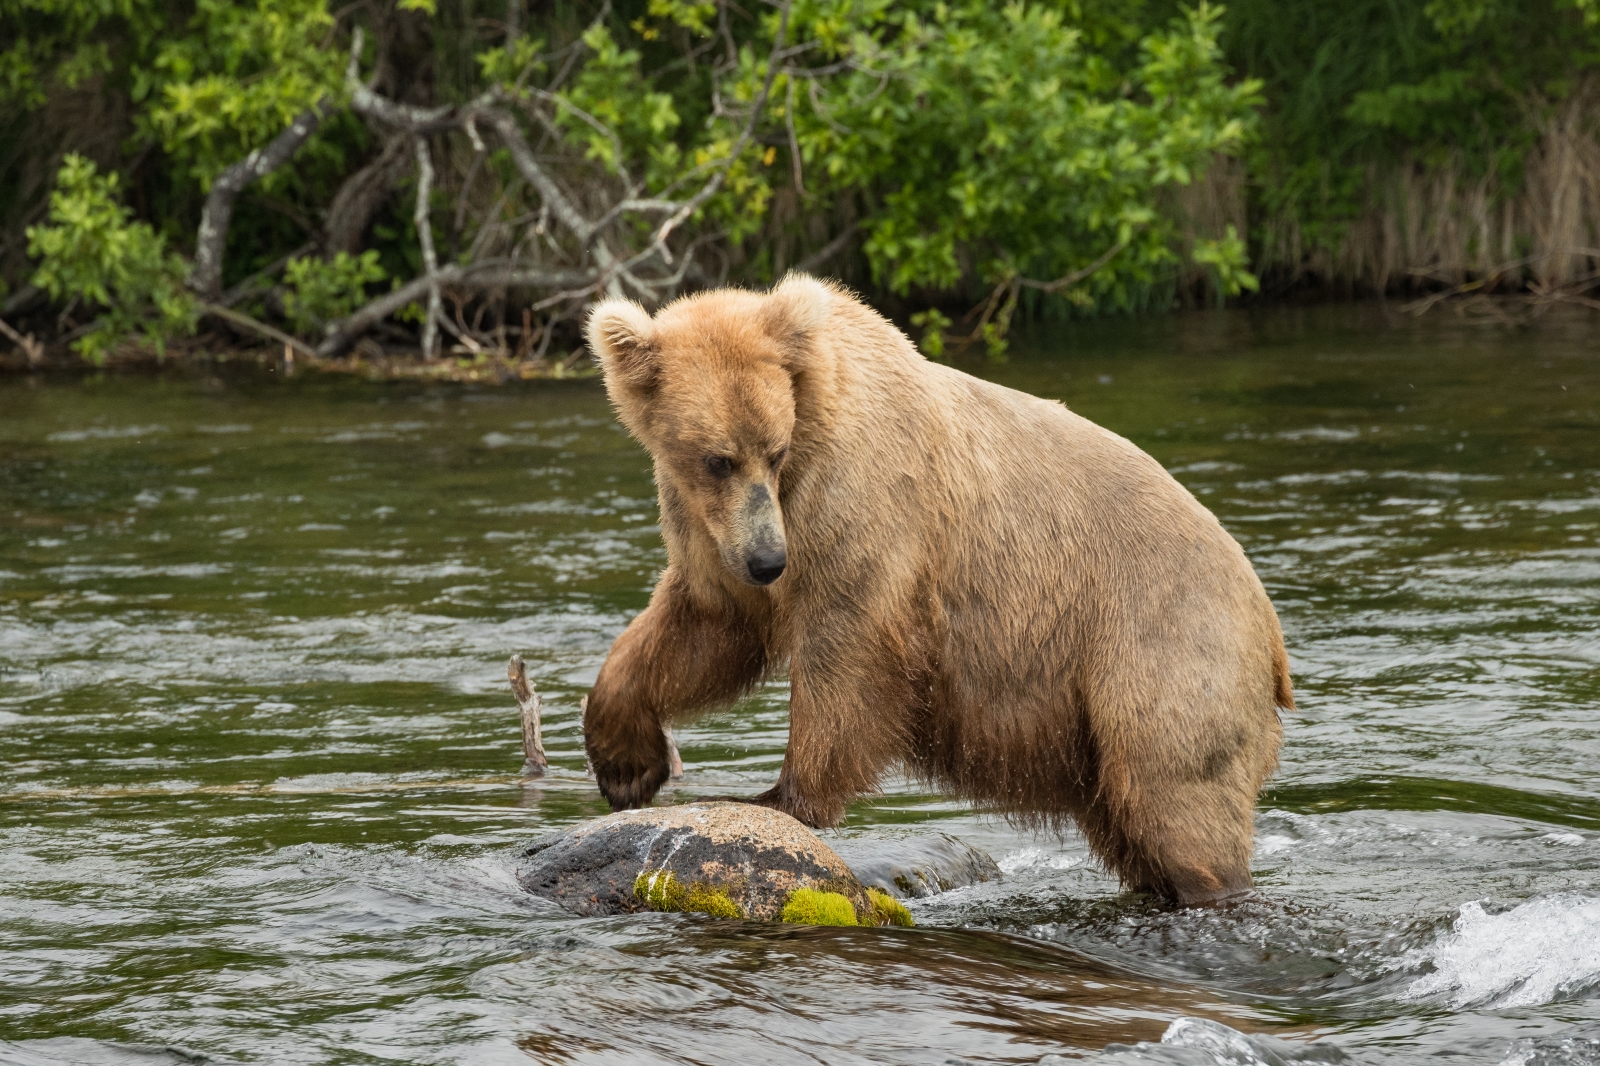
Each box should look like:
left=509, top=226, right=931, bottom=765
left=317, top=263, right=593, bottom=356
left=191, top=97, right=335, bottom=300
left=508, top=654, right=547, bottom=777
left=0, top=315, right=44, bottom=366
left=413, top=136, right=442, bottom=359
left=199, top=301, right=317, bottom=360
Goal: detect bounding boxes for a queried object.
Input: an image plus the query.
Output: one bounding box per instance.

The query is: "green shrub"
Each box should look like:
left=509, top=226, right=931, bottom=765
left=25, top=155, right=198, bottom=365
left=282, top=252, right=387, bottom=336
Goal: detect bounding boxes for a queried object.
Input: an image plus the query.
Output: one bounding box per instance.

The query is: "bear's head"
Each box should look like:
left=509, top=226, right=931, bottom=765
left=585, top=273, right=836, bottom=588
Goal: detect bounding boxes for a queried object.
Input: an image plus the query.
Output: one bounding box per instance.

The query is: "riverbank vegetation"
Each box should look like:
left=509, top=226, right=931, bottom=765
left=3, top=0, right=1600, bottom=369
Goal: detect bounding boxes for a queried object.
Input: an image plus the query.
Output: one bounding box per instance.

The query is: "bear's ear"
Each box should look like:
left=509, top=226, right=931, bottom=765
left=586, top=298, right=657, bottom=393
left=761, top=273, right=835, bottom=359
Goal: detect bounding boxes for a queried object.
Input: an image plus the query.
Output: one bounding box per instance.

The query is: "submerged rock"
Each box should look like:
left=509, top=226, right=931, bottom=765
left=831, top=831, right=1002, bottom=899
left=518, top=802, right=916, bottom=925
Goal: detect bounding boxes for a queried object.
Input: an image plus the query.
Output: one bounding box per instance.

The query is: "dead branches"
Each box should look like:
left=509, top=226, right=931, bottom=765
left=158, top=5, right=806, bottom=361
left=311, top=5, right=796, bottom=356
left=191, top=97, right=334, bottom=300
left=508, top=654, right=547, bottom=777
left=509, top=654, right=683, bottom=781
left=1401, top=247, right=1600, bottom=320
left=200, top=302, right=317, bottom=360
left=412, top=136, right=442, bottom=359
left=934, top=237, right=1132, bottom=355
left=0, top=315, right=44, bottom=366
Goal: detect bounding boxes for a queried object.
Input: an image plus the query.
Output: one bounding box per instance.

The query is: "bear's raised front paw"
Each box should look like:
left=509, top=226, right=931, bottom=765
left=592, top=754, right=670, bottom=811
left=581, top=695, right=672, bottom=811
left=594, top=759, right=669, bottom=811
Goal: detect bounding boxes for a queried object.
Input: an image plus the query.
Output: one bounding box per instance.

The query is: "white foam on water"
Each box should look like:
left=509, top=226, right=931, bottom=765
left=1081, top=1017, right=1341, bottom=1065
left=44, top=424, right=168, bottom=442
left=1161, top=1018, right=1285, bottom=1065
left=1255, top=833, right=1297, bottom=856
left=1403, top=894, right=1600, bottom=1008
left=1541, top=832, right=1585, bottom=847
left=998, top=846, right=1082, bottom=874
left=1499, top=1035, right=1600, bottom=1066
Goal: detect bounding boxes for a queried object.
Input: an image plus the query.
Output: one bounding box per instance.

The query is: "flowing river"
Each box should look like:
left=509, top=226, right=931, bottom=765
left=2, top=306, right=1598, bottom=1065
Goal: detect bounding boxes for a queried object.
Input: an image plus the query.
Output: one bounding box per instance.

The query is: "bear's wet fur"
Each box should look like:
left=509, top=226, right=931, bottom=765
left=581, top=274, right=1293, bottom=905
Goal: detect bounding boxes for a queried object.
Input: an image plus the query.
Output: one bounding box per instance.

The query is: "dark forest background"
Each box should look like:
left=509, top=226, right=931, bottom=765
left=4, top=0, right=1600, bottom=366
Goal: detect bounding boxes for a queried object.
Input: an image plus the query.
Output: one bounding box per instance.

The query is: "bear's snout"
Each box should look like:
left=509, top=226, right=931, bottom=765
left=745, top=548, right=787, bottom=585
left=730, top=483, right=787, bottom=587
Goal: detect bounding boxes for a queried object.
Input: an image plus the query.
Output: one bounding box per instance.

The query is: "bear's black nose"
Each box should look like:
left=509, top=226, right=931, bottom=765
left=747, top=550, right=786, bottom=585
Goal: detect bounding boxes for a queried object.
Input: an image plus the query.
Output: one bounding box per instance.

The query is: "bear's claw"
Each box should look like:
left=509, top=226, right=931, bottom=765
left=592, top=755, right=670, bottom=811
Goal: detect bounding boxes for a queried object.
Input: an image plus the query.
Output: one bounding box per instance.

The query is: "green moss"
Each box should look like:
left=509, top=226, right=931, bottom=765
left=633, top=872, right=744, bottom=919
left=866, top=888, right=915, bottom=928
left=780, top=887, right=859, bottom=926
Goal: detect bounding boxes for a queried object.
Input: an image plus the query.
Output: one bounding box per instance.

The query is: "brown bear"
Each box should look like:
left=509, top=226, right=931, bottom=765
left=581, top=274, right=1293, bottom=904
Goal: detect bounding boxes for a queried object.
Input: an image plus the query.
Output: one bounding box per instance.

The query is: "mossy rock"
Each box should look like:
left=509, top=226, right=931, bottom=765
left=521, top=802, right=949, bottom=925
left=633, top=871, right=744, bottom=919
left=865, top=888, right=915, bottom=927
left=520, top=801, right=877, bottom=920
left=781, top=887, right=859, bottom=926
left=769, top=886, right=914, bottom=927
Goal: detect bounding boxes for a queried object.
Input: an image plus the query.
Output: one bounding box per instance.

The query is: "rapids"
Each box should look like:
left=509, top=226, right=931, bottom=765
left=2, top=306, right=1598, bottom=1064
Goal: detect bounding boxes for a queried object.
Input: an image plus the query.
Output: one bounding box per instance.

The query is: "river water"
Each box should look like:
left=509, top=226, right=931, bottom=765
left=2, top=306, right=1598, bottom=1065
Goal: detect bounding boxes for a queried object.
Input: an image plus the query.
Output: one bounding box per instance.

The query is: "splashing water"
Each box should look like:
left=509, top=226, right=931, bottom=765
left=1404, top=895, right=1600, bottom=1008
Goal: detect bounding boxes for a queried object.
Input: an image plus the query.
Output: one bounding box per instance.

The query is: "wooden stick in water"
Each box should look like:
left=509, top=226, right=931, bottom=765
left=507, top=654, right=547, bottom=777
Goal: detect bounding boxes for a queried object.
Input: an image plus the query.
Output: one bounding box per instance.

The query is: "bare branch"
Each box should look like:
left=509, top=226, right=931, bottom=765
left=190, top=97, right=335, bottom=299
left=479, top=110, right=598, bottom=244
left=0, top=315, right=45, bottom=366
left=317, top=263, right=592, bottom=356
left=795, top=222, right=861, bottom=273
left=507, top=654, right=547, bottom=777
left=1, top=284, right=42, bottom=317
left=785, top=75, right=805, bottom=197
left=199, top=301, right=317, bottom=360
left=529, top=87, right=635, bottom=190
left=1016, top=238, right=1131, bottom=294
left=413, top=136, right=442, bottom=359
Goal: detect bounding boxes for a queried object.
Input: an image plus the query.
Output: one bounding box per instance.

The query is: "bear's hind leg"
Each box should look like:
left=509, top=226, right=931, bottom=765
left=1081, top=776, right=1257, bottom=906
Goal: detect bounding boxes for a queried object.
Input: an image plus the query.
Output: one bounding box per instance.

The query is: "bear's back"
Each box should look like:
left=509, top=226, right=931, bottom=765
left=821, top=355, right=1280, bottom=714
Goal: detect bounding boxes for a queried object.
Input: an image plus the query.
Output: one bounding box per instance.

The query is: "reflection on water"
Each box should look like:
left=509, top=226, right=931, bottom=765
left=2, top=306, right=1598, bottom=1064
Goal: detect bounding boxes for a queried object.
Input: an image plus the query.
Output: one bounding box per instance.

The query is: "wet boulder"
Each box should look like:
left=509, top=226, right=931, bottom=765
left=518, top=802, right=913, bottom=925
left=830, top=831, right=1001, bottom=899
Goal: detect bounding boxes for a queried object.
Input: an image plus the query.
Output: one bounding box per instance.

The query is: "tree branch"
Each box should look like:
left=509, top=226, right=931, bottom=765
left=1016, top=238, right=1131, bottom=293
left=508, top=654, right=546, bottom=777
left=646, top=1, right=793, bottom=260
left=190, top=97, right=335, bottom=300
left=199, top=301, right=317, bottom=360
left=317, top=263, right=592, bottom=356
left=413, top=136, right=442, bottom=359
left=795, top=222, right=861, bottom=273
left=479, top=109, right=596, bottom=244
left=0, top=315, right=44, bottom=366
left=1, top=284, right=41, bottom=317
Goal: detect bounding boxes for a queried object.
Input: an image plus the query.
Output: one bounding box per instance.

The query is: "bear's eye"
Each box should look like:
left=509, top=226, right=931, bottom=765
left=769, top=447, right=788, bottom=469
left=704, top=455, right=735, bottom=479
